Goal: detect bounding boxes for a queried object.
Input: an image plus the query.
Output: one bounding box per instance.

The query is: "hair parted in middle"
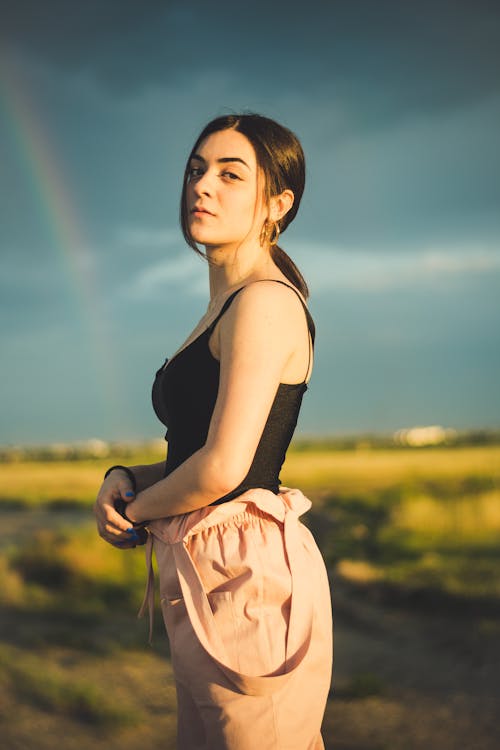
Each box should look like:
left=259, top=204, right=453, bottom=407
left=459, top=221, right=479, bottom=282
left=180, top=112, right=309, bottom=298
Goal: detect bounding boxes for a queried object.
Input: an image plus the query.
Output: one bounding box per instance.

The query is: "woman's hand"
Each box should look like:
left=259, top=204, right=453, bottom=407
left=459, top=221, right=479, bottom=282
left=93, top=470, right=142, bottom=549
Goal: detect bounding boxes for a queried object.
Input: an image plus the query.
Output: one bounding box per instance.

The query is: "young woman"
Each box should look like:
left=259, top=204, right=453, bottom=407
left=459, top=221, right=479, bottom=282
left=94, top=113, right=333, bottom=749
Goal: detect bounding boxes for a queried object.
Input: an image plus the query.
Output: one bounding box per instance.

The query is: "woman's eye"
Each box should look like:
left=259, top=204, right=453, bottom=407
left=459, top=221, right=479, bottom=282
left=222, top=171, right=241, bottom=181
left=188, top=166, right=203, bottom=179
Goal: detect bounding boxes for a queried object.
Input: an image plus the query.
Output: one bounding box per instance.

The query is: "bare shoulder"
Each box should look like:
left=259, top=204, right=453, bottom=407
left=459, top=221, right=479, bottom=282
left=226, top=279, right=307, bottom=326
left=210, top=279, right=309, bottom=365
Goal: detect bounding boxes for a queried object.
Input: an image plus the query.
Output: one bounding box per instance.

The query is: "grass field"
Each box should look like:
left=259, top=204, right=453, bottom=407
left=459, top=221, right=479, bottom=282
left=1, top=442, right=499, bottom=749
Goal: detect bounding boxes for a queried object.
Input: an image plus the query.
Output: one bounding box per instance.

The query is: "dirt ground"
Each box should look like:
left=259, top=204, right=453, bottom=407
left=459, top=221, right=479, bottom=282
left=2, top=576, right=498, bottom=750
left=325, top=576, right=500, bottom=750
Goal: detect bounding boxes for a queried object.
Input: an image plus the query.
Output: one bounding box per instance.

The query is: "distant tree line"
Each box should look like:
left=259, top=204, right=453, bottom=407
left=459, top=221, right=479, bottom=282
left=1, top=428, right=499, bottom=462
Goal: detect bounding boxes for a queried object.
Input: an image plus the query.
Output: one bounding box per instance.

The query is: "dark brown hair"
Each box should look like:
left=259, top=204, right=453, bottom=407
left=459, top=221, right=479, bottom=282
left=180, top=113, right=309, bottom=298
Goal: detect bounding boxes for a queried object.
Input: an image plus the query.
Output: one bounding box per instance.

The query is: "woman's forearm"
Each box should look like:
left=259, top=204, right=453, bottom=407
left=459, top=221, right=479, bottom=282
left=127, top=461, right=166, bottom=493
left=125, top=448, right=238, bottom=523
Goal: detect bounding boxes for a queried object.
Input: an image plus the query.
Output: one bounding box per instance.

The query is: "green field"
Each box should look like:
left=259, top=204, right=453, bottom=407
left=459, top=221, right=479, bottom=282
left=1, top=442, right=499, bottom=749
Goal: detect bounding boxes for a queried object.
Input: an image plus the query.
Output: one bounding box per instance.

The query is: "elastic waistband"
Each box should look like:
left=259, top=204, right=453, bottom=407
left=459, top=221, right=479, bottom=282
left=146, top=485, right=311, bottom=545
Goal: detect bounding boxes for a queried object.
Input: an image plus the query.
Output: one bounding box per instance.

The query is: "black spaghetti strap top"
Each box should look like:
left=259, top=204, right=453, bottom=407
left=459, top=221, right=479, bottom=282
left=151, top=279, right=315, bottom=505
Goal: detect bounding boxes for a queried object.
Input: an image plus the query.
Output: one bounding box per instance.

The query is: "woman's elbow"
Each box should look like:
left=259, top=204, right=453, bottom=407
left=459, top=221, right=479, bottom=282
left=199, top=448, right=249, bottom=498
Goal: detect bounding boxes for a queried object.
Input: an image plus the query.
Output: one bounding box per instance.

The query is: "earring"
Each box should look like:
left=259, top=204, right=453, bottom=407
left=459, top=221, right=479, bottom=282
left=269, top=220, right=280, bottom=246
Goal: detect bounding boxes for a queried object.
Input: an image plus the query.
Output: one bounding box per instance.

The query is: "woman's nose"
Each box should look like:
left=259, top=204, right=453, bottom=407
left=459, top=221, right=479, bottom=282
left=192, top=169, right=214, bottom=196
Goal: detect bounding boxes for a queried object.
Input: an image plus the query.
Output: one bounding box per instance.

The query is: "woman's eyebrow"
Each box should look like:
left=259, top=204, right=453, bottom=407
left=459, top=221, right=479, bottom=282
left=191, top=153, right=251, bottom=170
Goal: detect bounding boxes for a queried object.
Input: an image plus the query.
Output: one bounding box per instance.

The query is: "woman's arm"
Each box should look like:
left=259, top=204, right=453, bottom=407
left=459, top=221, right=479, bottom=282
left=124, top=461, right=166, bottom=492
left=124, top=281, right=307, bottom=524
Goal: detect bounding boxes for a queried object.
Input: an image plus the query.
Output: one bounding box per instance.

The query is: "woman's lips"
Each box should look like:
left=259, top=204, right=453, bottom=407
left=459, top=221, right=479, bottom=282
left=191, top=205, right=214, bottom=216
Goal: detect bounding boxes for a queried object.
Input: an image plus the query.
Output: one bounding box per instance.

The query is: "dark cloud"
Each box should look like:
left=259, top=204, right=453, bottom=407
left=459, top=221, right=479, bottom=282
left=2, top=0, right=500, bottom=123
left=1, top=0, right=499, bottom=252
left=0, top=0, right=175, bottom=92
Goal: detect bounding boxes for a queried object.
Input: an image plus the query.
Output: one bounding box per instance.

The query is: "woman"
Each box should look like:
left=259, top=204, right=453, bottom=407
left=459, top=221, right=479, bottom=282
left=94, top=113, right=333, bottom=749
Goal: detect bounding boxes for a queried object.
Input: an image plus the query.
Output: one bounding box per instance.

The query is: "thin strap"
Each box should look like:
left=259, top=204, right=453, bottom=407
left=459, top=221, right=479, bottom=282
left=208, top=279, right=315, bottom=382
left=206, top=287, right=246, bottom=333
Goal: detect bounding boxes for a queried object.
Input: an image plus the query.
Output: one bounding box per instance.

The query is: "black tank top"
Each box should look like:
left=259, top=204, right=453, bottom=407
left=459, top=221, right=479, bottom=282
left=151, top=279, right=315, bottom=505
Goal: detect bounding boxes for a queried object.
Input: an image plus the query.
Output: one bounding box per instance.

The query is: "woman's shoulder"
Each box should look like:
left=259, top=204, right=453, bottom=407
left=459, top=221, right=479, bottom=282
left=216, top=278, right=310, bottom=349
left=232, top=277, right=308, bottom=313
left=207, top=277, right=313, bottom=382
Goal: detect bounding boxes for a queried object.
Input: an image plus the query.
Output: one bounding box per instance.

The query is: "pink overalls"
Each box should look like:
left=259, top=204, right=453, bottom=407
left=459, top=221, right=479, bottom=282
left=140, top=486, right=333, bottom=749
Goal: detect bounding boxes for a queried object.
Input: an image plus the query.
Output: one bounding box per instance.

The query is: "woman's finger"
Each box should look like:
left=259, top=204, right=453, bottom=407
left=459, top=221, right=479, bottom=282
left=95, top=495, right=132, bottom=533
left=119, top=482, right=136, bottom=503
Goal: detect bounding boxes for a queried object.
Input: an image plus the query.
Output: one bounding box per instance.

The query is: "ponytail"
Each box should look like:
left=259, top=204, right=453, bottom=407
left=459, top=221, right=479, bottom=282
left=270, top=244, right=309, bottom=299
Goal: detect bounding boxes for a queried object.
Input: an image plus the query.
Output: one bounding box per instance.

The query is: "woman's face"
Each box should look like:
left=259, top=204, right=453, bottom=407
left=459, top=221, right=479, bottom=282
left=185, top=129, right=267, bottom=251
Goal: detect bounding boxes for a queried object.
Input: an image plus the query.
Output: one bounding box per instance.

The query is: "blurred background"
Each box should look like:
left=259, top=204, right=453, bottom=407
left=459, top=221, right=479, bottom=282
left=1, top=1, right=499, bottom=748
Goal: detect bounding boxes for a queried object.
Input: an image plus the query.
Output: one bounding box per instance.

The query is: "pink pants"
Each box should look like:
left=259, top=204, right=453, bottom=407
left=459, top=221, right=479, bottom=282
left=141, top=487, right=333, bottom=749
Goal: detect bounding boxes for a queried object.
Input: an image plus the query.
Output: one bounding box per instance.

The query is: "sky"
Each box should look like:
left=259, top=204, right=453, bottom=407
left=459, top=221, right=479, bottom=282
left=1, top=0, right=499, bottom=444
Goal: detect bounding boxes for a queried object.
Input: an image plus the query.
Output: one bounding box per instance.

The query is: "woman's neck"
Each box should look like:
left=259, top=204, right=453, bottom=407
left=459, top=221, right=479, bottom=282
left=206, top=244, right=280, bottom=305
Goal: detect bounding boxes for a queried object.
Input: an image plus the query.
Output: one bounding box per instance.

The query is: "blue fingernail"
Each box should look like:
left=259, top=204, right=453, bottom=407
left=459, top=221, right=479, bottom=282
left=126, top=527, right=134, bottom=533
left=125, top=491, right=135, bottom=498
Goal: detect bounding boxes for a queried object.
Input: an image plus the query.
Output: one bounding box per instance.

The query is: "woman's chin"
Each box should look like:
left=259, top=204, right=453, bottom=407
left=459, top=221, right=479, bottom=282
left=190, top=233, right=229, bottom=251
left=188, top=227, right=214, bottom=245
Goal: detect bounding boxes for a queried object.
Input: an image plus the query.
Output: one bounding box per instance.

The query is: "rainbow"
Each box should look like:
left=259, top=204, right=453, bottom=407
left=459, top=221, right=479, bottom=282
left=0, top=51, right=126, bottom=438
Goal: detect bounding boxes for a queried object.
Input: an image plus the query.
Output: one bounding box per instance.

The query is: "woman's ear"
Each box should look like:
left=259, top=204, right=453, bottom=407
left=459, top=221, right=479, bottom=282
left=270, top=189, right=294, bottom=222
